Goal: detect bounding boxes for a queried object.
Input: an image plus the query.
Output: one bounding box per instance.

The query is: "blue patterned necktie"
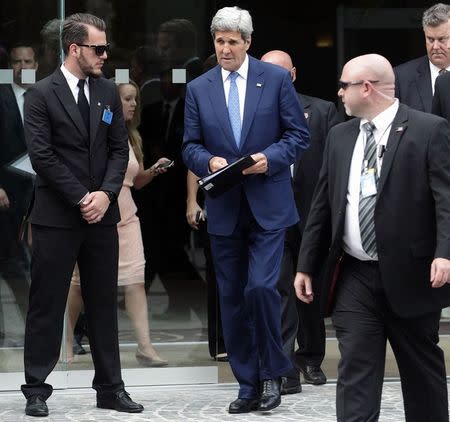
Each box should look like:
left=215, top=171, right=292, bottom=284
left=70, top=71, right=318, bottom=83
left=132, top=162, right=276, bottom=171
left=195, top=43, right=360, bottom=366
left=359, top=121, right=378, bottom=259
left=228, top=71, right=241, bottom=147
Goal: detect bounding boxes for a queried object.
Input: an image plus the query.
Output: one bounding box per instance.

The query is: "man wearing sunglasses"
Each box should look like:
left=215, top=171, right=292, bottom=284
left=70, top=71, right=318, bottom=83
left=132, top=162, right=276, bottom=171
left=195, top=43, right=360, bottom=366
left=21, top=13, right=143, bottom=417
left=295, top=54, right=450, bottom=422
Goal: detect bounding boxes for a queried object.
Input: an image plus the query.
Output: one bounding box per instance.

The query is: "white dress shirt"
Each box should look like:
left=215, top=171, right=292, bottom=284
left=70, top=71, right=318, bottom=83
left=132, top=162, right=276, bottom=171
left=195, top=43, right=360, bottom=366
left=11, top=82, right=26, bottom=122
left=221, top=54, right=249, bottom=125
left=60, top=64, right=90, bottom=104
left=429, top=60, right=450, bottom=95
left=342, top=99, right=399, bottom=261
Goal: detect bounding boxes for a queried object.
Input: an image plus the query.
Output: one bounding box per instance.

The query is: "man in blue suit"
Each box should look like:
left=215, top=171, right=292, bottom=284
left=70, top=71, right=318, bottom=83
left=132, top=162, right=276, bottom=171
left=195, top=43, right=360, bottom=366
left=182, top=6, right=309, bottom=414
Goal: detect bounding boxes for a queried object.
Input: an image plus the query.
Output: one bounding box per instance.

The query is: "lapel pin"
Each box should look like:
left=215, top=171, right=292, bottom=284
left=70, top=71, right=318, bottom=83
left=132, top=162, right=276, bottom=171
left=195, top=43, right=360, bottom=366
left=256, top=83, right=262, bottom=87
left=97, top=102, right=101, bottom=107
left=395, top=126, right=404, bottom=132
left=304, top=112, right=309, bottom=119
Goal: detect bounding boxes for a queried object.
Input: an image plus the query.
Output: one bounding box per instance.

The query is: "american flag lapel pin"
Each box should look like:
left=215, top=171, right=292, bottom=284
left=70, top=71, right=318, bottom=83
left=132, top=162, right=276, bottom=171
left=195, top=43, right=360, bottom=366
left=256, top=83, right=262, bottom=87
left=396, top=126, right=404, bottom=132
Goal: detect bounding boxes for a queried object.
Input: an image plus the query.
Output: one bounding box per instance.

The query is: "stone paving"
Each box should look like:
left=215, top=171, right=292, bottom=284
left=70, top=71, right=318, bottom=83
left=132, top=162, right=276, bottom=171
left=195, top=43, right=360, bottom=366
left=0, top=380, right=444, bottom=421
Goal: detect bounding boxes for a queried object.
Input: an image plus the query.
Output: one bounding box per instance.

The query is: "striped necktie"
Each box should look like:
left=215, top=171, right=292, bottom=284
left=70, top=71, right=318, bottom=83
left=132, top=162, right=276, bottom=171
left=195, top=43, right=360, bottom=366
left=359, top=121, right=378, bottom=259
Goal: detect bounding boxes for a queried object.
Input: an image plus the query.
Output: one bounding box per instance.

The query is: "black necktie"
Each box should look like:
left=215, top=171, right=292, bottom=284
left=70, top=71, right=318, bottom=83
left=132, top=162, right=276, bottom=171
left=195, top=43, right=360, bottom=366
left=77, top=79, right=90, bottom=133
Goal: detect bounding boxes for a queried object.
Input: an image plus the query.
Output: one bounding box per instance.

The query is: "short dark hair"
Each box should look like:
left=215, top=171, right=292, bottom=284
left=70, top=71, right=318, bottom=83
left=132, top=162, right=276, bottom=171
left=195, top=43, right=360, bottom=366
left=61, top=13, right=106, bottom=55
left=9, top=42, right=37, bottom=57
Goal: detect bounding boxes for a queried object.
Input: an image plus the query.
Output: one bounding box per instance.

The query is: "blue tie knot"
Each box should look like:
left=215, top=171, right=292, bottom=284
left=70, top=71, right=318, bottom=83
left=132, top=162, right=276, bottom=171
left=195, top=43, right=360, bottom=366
left=229, top=71, right=239, bottom=82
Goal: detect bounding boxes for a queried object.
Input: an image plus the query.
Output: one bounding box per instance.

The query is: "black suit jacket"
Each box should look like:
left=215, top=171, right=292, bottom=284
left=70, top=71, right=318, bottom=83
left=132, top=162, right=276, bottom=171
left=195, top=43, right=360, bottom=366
left=394, top=55, right=432, bottom=113
left=24, top=68, right=128, bottom=228
left=431, top=70, right=450, bottom=120
left=297, top=103, right=450, bottom=318
left=293, top=93, right=341, bottom=234
left=137, top=97, right=189, bottom=242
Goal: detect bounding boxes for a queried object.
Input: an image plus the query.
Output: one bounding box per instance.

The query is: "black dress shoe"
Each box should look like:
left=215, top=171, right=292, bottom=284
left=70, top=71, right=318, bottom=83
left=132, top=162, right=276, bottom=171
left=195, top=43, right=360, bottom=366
left=258, top=378, right=281, bottom=411
left=297, top=362, right=327, bottom=385
left=97, top=390, right=144, bottom=413
left=228, top=398, right=259, bottom=414
left=25, top=396, right=49, bottom=417
left=281, top=376, right=302, bottom=395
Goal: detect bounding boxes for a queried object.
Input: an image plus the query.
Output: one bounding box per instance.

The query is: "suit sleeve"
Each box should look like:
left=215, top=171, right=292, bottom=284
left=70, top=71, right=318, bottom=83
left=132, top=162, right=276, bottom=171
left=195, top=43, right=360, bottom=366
left=99, top=84, right=129, bottom=196
left=25, top=85, right=88, bottom=206
left=297, top=130, right=333, bottom=274
left=182, top=84, right=214, bottom=178
left=428, top=118, right=450, bottom=258
left=262, top=71, right=310, bottom=176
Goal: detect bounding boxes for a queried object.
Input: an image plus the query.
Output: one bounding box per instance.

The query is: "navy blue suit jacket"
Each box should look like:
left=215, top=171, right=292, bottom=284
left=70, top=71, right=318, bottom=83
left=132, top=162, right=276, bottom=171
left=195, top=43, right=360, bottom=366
left=182, top=55, right=310, bottom=236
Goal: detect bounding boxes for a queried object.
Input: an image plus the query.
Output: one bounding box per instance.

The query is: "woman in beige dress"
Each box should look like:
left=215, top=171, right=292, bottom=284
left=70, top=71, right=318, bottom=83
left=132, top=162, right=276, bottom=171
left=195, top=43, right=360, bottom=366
left=67, top=79, right=169, bottom=366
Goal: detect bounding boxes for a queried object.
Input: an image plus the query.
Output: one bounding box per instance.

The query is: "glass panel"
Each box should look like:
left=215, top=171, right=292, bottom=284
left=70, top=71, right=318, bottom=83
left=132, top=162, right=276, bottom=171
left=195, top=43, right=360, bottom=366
left=0, top=2, right=66, bottom=384
left=62, top=1, right=218, bottom=384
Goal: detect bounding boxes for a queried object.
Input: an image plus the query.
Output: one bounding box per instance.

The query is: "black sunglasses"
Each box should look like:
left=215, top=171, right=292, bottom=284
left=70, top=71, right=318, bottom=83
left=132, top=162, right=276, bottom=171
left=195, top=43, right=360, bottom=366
left=338, top=80, right=379, bottom=90
left=76, top=43, right=110, bottom=56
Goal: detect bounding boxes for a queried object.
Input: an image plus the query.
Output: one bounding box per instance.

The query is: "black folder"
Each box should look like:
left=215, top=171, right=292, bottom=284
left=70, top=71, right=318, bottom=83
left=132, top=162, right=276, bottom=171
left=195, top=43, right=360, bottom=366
left=197, top=155, right=256, bottom=198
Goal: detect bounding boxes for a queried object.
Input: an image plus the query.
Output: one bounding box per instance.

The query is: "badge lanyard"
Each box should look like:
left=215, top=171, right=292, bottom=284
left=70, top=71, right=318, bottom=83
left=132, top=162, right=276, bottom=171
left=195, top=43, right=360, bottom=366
left=362, top=122, right=392, bottom=177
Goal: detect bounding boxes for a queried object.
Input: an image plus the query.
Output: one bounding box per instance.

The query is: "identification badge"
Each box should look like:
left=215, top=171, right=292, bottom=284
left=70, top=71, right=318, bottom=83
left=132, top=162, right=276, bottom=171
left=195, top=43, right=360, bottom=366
left=360, top=169, right=377, bottom=198
left=102, top=107, right=113, bottom=124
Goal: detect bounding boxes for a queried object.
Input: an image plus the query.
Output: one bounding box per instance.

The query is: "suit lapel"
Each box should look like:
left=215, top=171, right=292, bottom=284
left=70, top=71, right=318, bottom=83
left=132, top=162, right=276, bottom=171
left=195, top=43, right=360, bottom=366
left=52, top=69, right=88, bottom=138
left=207, top=67, right=239, bottom=152
left=415, top=58, right=432, bottom=112
left=240, top=57, right=264, bottom=148
left=338, top=120, right=360, bottom=202
left=89, top=78, right=103, bottom=150
left=377, top=105, right=408, bottom=197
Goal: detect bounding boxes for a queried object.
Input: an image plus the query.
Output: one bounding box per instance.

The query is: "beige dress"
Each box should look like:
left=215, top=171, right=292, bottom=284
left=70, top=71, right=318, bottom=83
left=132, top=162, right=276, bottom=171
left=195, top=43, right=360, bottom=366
left=72, top=142, right=145, bottom=285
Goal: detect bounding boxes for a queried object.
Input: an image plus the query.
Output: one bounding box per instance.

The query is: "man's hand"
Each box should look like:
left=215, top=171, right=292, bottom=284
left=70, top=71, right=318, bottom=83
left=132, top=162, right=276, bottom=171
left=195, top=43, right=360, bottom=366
left=209, top=156, right=228, bottom=172
left=0, top=188, right=10, bottom=210
left=430, top=257, right=450, bottom=288
left=242, top=153, right=268, bottom=175
left=294, top=272, right=314, bottom=303
left=186, top=200, right=203, bottom=230
left=80, top=191, right=110, bottom=224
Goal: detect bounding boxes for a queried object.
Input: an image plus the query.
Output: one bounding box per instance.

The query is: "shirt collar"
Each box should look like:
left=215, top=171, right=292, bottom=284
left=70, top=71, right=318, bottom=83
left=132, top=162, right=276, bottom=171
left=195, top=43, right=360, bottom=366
left=60, top=63, right=89, bottom=90
left=221, top=54, right=249, bottom=83
left=360, top=99, right=399, bottom=134
left=429, top=60, right=450, bottom=80
left=11, top=82, right=26, bottom=97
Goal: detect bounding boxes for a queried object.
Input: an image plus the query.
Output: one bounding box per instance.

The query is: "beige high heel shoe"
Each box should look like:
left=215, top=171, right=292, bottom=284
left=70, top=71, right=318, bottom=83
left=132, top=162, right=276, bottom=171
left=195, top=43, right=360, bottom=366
left=135, top=349, right=168, bottom=367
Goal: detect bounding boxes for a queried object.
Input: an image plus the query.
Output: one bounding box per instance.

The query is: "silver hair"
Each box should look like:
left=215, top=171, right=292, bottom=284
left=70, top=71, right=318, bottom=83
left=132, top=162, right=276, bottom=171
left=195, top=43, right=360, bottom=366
left=422, top=3, right=450, bottom=28
left=210, top=6, right=253, bottom=41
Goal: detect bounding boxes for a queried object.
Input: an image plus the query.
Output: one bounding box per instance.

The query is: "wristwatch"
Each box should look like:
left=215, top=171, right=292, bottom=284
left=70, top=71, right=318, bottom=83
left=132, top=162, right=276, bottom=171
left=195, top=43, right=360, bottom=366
left=102, top=190, right=116, bottom=203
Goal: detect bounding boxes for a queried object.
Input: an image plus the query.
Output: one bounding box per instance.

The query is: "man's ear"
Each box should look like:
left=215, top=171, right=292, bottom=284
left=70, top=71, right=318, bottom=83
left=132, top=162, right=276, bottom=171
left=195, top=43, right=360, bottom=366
left=245, top=36, right=251, bottom=51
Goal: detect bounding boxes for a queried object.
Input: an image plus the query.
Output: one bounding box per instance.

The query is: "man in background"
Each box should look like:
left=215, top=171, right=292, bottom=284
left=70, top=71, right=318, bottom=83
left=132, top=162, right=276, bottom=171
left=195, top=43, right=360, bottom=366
left=394, top=3, right=450, bottom=112
left=261, top=50, right=340, bottom=394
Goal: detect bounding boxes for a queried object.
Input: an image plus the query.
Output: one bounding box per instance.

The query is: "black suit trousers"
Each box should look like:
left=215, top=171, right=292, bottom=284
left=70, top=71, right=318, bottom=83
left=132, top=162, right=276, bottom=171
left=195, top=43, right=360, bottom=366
left=332, top=256, right=448, bottom=422
left=277, top=225, right=326, bottom=381
left=21, top=223, right=124, bottom=400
